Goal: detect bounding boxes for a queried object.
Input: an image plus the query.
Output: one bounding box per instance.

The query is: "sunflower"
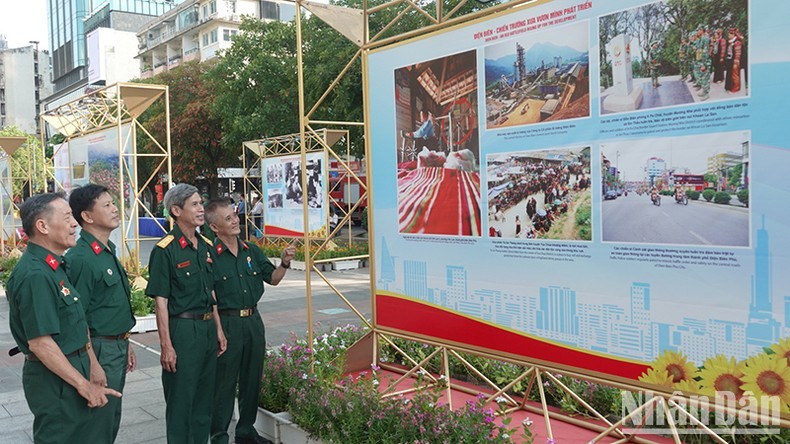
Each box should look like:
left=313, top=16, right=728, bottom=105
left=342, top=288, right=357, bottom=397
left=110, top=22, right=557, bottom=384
left=698, top=355, right=745, bottom=399
left=673, top=378, right=702, bottom=394
left=741, top=354, right=790, bottom=406
left=651, top=350, right=698, bottom=384
left=769, top=337, right=790, bottom=363
left=639, top=368, right=674, bottom=387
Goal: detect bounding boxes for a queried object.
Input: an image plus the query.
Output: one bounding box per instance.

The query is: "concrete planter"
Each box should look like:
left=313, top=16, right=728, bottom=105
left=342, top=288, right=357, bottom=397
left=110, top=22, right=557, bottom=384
left=130, top=314, right=157, bottom=333
left=331, top=259, right=360, bottom=271
left=290, top=260, right=307, bottom=271
left=255, top=409, right=322, bottom=444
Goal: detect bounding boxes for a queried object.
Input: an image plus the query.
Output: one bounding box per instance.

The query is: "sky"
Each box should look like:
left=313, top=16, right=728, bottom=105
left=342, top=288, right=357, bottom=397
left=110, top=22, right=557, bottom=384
left=600, top=130, right=750, bottom=179
left=0, top=0, right=49, bottom=50
left=484, top=20, right=589, bottom=61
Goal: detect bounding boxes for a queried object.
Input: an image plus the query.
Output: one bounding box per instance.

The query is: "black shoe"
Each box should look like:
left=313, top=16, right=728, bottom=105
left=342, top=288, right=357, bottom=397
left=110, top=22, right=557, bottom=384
left=235, top=436, right=274, bottom=444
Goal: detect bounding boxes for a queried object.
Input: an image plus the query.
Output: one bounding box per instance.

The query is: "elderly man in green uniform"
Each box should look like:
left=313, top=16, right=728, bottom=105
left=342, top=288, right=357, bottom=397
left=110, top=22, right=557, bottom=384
left=146, top=183, right=228, bottom=443
left=7, top=193, right=121, bottom=443
left=205, top=198, right=295, bottom=444
left=66, top=184, right=137, bottom=443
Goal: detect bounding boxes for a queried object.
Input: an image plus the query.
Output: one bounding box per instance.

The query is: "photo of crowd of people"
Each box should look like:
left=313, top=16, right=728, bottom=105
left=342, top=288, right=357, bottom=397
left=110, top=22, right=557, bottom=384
left=487, top=147, right=591, bottom=240
left=599, top=0, right=748, bottom=114
left=266, top=163, right=283, bottom=183
left=394, top=51, right=482, bottom=236
left=283, top=158, right=324, bottom=209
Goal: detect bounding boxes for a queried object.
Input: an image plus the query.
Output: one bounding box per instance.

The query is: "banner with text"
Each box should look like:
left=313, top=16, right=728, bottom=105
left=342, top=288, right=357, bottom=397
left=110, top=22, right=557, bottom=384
left=367, top=0, right=790, bottom=400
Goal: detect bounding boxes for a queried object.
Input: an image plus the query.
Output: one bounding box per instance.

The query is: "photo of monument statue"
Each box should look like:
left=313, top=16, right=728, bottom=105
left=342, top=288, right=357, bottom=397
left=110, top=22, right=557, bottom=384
left=484, top=20, right=590, bottom=129
left=599, top=0, right=748, bottom=114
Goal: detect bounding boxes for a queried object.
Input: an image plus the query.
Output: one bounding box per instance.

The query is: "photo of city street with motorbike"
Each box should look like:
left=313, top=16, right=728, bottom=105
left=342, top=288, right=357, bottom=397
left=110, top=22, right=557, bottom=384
left=600, top=130, right=750, bottom=247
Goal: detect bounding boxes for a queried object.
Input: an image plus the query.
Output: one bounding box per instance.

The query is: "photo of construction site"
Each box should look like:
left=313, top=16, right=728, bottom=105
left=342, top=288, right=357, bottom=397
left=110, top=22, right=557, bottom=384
left=394, top=50, right=482, bottom=236
left=484, top=21, right=590, bottom=129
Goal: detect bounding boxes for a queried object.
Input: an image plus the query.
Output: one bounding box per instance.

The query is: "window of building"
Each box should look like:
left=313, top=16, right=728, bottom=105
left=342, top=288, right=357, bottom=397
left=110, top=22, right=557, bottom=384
left=202, top=5, right=208, bottom=18
left=209, top=0, right=217, bottom=15
left=210, top=29, right=218, bottom=44
left=260, top=0, right=279, bottom=20
left=223, top=29, right=238, bottom=41
left=203, top=34, right=209, bottom=46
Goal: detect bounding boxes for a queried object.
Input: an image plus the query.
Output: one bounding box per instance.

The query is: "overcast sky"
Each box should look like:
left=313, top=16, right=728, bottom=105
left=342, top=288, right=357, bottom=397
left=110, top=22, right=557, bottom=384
left=600, top=131, right=750, bottom=179
left=0, top=0, right=49, bottom=50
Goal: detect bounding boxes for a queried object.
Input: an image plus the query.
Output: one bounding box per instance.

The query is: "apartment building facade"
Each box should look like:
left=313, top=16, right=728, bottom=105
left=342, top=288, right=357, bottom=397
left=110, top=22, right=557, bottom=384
left=44, top=0, right=186, bottom=111
left=136, top=0, right=295, bottom=77
left=0, top=37, right=54, bottom=134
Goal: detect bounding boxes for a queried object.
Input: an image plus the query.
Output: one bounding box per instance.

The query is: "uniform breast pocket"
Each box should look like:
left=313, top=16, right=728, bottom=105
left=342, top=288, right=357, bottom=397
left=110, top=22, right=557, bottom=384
left=58, top=287, right=84, bottom=323
left=102, top=269, right=122, bottom=288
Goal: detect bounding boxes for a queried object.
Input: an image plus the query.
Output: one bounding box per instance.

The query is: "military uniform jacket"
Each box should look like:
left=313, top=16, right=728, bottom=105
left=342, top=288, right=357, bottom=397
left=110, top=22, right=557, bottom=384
left=65, top=230, right=136, bottom=336
left=212, top=238, right=275, bottom=310
left=145, top=224, right=215, bottom=315
left=7, top=243, right=88, bottom=355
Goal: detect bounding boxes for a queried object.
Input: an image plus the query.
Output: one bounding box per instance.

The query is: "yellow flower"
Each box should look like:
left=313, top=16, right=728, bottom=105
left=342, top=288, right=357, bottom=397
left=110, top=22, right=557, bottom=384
left=639, top=368, right=674, bottom=387
left=673, top=378, right=701, bottom=394
left=651, top=350, right=698, bottom=383
left=741, top=354, right=790, bottom=406
left=769, top=337, right=790, bottom=363
left=698, top=355, right=745, bottom=399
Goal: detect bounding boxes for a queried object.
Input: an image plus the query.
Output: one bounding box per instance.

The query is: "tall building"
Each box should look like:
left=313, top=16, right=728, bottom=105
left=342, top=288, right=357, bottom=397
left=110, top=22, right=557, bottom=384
left=136, top=0, right=296, bottom=78
left=45, top=0, right=184, bottom=110
left=0, top=37, right=53, bottom=134
left=645, top=156, right=665, bottom=186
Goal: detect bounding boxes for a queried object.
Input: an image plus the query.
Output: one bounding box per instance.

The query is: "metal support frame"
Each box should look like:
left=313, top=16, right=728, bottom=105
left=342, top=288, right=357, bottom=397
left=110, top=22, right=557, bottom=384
left=0, top=136, right=35, bottom=252
left=297, top=0, right=787, bottom=441
left=39, top=82, right=172, bottom=276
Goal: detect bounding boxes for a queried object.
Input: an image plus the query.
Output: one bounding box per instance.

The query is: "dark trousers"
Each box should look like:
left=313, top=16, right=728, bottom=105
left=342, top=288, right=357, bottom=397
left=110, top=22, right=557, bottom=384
left=163, top=318, right=218, bottom=444
left=91, top=338, right=130, bottom=443
left=23, top=352, right=93, bottom=444
left=210, top=314, right=266, bottom=444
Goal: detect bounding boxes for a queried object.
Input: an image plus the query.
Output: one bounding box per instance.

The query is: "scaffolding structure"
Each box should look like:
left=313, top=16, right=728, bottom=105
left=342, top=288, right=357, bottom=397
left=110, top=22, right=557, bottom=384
left=40, top=82, right=172, bottom=276
left=0, top=136, right=34, bottom=252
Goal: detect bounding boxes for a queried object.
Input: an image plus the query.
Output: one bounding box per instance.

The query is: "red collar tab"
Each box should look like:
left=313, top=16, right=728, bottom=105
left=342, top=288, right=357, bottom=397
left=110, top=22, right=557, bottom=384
left=91, top=241, right=102, bottom=255
left=215, top=243, right=224, bottom=255
left=45, top=254, right=59, bottom=271
left=241, top=241, right=249, bottom=250
left=179, top=236, right=189, bottom=249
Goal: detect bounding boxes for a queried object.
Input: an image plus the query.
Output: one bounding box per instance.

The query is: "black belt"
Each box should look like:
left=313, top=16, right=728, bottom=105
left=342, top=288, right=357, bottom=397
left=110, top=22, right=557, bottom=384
left=26, top=344, right=89, bottom=362
left=94, top=332, right=132, bottom=341
left=219, top=307, right=257, bottom=318
left=172, top=311, right=214, bottom=320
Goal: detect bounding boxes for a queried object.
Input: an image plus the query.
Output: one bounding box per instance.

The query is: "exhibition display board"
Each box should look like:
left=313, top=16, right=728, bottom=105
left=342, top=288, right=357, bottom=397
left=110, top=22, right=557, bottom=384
left=367, top=0, right=789, bottom=404
left=262, top=152, right=329, bottom=237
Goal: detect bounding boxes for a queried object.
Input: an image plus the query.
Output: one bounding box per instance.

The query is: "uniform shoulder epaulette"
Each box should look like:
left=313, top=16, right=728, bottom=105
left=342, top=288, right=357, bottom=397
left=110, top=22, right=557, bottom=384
left=200, top=234, right=213, bottom=246
left=156, top=235, right=174, bottom=248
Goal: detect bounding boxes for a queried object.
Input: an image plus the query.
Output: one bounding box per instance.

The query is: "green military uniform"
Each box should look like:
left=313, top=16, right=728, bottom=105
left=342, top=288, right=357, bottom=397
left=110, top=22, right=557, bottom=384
left=648, top=43, right=661, bottom=88
left=210, top=238, right=276, bottom=444
left=7, top=243, right=92, bottom=444
left=678, top=40, right=689, bottom=81
left=66, top=230, right=136, bottom=443
left=145, top=224, right=217, bottom=444
left=695, top=29, right=712, bottom=99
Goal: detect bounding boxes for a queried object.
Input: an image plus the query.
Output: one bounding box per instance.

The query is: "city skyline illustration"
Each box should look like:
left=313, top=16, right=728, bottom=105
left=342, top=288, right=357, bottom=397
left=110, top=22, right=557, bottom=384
left=378, top=215, right=785, bottom=365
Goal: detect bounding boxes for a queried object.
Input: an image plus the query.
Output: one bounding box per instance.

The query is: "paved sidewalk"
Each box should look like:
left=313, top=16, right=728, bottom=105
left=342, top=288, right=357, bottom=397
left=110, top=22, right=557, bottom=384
left=0, top=265, right=372, bottom=443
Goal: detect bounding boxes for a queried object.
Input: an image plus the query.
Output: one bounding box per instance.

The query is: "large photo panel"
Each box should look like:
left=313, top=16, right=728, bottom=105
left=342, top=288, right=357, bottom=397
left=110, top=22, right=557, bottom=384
left=262, top=152, right=328, bottom=237
left=367, top=0, right=790, bottom=405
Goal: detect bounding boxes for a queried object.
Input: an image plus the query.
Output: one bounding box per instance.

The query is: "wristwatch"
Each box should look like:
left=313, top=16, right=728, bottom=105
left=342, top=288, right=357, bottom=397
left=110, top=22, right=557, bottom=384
left=280, top=260, right=291, bottom=269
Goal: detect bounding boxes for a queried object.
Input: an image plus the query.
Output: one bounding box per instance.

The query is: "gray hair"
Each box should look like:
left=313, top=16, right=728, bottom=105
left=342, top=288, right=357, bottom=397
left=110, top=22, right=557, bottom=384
left=163, top=183, right=199, bottom=220
left=204, top=197, right=233, bottom=226
left=20, top=192, right=67, bottom=239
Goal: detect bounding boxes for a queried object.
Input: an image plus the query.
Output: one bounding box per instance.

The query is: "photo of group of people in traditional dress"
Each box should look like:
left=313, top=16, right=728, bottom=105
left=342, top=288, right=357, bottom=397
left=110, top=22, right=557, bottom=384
left=487, top=147, right=591, bottom=240
left=600, top=131, right=750, bottom=247
left=599, top=0, right=748, bottom=114
left=394, top=50, right=482, bottom=236
left=484, top=20, right=590, bottom=128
